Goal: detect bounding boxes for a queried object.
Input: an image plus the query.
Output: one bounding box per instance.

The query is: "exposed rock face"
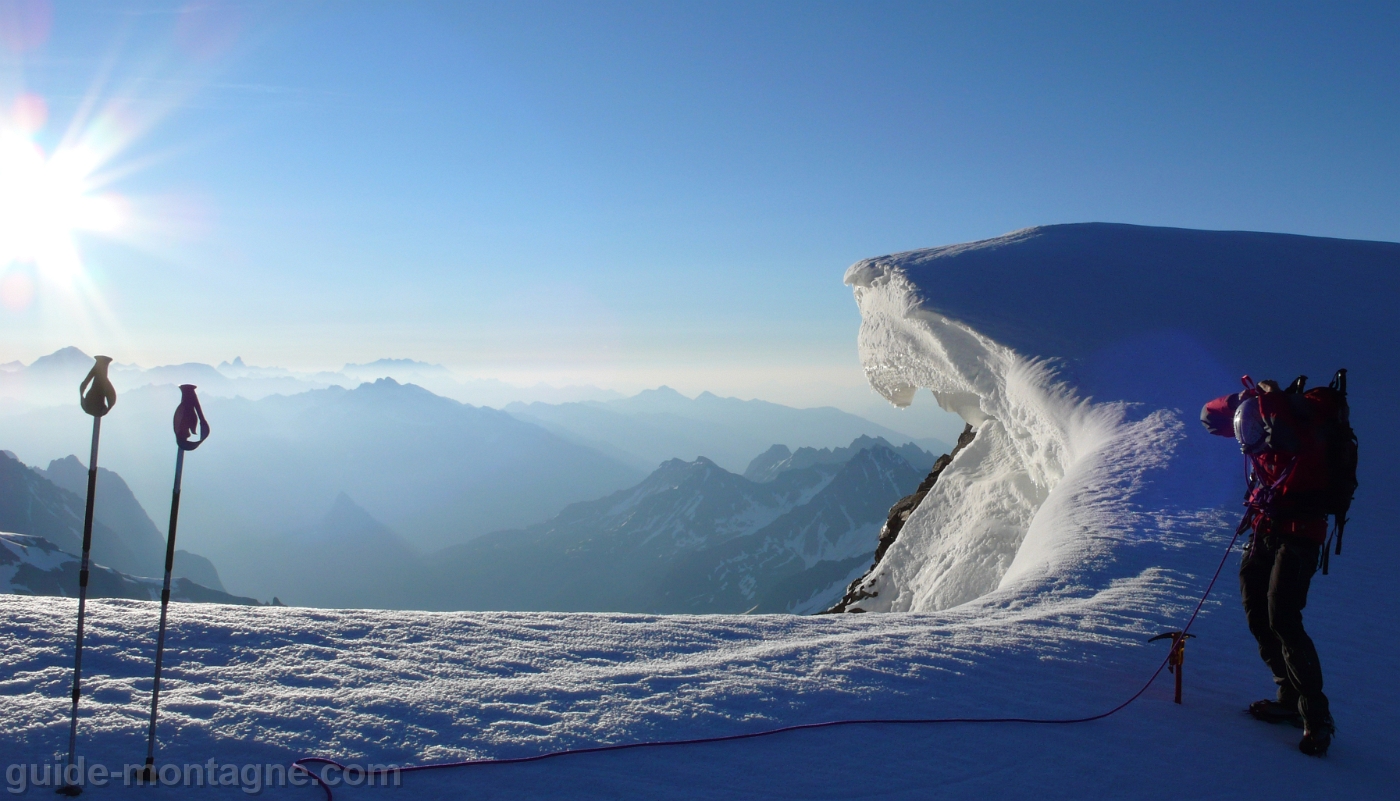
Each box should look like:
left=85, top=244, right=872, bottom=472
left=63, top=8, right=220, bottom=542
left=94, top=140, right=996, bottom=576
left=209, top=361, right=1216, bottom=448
left=822, top=424, right=976, bottom=614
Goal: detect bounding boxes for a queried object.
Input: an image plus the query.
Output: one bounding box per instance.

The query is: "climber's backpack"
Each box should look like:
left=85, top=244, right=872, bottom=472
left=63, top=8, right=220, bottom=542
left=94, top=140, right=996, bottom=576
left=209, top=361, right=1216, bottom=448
left=1300, top=370, right=1359, bottom=571
left=1199, top=368, right=1358, bottom=573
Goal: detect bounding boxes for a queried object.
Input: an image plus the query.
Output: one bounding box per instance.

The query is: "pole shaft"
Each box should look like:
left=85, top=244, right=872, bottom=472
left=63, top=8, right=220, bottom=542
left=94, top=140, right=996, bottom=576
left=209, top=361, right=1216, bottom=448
left=144, top=448, right=184, bottom=768
left=64, top=415, right=102, bottom=784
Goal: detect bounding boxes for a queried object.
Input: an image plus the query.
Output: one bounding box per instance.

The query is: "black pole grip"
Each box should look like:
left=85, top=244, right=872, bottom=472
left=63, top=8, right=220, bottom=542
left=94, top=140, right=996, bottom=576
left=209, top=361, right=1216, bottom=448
left=79, top=356, right=117, bottom=417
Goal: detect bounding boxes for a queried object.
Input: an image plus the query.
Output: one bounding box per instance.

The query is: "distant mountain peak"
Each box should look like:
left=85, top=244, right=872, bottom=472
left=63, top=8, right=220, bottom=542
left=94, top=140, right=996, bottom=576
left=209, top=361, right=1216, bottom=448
left=304, top=491, right=415, bottom=558
left=28, top=346, right=92, bottom=371
left=324, top=492, right=382, bottom=530
left=633, top=457, right=734, bottom=498
left=743, top=445, right=793, bottom=482
left=343, top=358, right=449, bottom=373
left=347, top=376, right=461, bottom=406
left=41, top=456, right=95, bottom=504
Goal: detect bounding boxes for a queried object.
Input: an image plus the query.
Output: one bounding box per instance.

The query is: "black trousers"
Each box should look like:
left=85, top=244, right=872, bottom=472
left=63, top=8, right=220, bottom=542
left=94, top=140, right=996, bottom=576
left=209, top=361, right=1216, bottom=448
left=1239, top=527, right=1329, bottom=727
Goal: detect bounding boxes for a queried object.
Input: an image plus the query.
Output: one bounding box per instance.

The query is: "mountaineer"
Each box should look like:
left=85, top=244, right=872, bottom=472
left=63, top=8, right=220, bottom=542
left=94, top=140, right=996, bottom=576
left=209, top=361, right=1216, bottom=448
left=1201, top=371, right=1357, bottom=757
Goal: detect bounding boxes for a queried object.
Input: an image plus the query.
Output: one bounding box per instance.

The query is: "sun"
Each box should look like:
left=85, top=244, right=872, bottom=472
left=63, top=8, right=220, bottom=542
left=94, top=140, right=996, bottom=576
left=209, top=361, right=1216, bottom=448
left=0, top=124, right=124, bottom=285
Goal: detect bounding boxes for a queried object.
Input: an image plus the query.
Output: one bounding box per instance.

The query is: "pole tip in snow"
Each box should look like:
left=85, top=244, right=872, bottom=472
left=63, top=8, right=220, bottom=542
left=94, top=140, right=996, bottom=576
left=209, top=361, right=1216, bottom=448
left=79, top=355, right=116, bottom=417
left=130, top=763, right=158, bottom=785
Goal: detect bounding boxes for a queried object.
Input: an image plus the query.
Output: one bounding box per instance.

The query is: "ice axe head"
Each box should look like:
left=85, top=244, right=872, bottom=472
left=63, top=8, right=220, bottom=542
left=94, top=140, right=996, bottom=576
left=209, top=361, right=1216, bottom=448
left=79, top=355, right=117, bottom=417
left=173, top=384, right=210, bottom=451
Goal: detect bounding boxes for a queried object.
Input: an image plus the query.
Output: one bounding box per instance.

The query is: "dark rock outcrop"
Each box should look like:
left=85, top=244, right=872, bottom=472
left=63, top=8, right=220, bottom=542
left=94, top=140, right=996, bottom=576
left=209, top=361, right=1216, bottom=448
left=822, top=423, right=976, bottom=614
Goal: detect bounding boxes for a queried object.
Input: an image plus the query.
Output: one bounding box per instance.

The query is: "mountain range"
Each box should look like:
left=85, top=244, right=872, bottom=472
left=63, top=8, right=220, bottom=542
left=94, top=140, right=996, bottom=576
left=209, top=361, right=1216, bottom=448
left=0, top=450, right=223, bottom=588
left=4, top=430, right=934, bottom=614
left=0, top=347, right=625, bottom=410
left=3, top=348, right=949, bottom=604
left=413, top=438, right=929, bottom=614
left=1, top=379, right=648, bottom=556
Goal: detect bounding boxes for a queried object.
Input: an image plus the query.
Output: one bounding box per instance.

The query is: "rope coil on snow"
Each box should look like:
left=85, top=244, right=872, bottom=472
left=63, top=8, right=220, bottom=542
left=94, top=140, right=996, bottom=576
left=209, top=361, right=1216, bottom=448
left=291, top=524, right=1247, bottom=800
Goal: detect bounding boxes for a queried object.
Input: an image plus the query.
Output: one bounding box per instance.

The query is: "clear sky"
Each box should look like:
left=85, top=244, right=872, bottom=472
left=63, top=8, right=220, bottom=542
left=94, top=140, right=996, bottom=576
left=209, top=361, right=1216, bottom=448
left=1, top=1, right=1397, bottom=426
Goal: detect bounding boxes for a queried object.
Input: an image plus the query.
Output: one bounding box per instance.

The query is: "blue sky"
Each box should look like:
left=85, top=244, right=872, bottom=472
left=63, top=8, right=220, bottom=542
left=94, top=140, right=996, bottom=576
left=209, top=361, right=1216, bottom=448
left=1, top=1, right=1397, bottom=429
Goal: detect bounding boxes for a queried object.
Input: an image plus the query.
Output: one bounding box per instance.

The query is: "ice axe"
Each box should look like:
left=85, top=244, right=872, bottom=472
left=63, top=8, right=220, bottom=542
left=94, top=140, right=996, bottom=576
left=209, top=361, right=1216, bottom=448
left=136, top=385, right=209, bottom=784
left=58, top=356, right=117, bottom=797
left=1149, top=630, right=1196, bottom=705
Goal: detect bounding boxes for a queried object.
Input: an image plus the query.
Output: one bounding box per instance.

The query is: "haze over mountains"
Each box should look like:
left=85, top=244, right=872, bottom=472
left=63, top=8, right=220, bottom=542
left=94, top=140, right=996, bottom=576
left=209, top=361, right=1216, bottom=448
left=507, top=387, right=944, bottom=473
left=0, top=451, right=254, bottom=606
left=1, top=348, right=947, bottom=610
left=2, top=434, right=933, bottom=614
left=0, top=450, right=222, bottom=588
left=0, top=347, right=626, bottom=411
left=417, top=441, right=928, bottom=614
left=2, top=380, right=645, bottom=555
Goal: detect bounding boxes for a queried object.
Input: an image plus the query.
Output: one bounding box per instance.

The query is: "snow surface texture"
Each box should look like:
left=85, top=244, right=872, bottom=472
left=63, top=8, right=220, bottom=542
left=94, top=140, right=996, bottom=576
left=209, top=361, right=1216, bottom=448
left=1, top=223, right=1396, bottom=798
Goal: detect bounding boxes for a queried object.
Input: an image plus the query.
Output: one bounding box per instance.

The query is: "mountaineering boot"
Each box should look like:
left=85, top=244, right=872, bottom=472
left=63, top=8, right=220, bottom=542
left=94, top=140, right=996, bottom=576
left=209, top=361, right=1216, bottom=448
left=1298, top=717, right=1334, bottom=757
left=1248, top=699, right=1303, bottom=727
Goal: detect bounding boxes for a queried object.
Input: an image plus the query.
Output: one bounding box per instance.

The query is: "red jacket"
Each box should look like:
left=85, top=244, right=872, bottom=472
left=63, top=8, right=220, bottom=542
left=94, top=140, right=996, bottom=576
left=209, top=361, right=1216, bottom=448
left=1202, top=389, right=1329, bottom=543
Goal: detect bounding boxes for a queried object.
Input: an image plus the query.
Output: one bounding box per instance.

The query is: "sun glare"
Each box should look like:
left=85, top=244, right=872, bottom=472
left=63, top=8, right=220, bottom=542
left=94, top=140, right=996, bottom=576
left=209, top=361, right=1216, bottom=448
left=0, top=126, right=124, bottom=285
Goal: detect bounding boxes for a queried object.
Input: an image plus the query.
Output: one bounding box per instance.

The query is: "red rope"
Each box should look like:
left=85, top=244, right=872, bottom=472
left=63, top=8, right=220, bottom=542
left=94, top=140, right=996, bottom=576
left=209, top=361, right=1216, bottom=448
left=291, top=526, right=1245, bottom=800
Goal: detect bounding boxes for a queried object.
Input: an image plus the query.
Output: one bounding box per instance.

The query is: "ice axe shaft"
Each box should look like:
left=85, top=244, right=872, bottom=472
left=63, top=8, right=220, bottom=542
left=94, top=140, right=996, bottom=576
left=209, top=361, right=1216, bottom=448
left=60, top=356, right=117, bottom=797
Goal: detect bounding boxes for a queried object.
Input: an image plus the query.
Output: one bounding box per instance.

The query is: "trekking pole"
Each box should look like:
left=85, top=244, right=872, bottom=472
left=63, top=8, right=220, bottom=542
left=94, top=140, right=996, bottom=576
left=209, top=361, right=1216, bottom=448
left=58, top=356, right=118, bottom=797
left=137, top=385, right=209, bottom=784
